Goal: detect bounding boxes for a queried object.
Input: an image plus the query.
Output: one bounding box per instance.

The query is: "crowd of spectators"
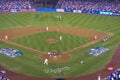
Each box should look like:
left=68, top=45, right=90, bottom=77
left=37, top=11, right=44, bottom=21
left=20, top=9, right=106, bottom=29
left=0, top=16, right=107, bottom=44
left=0, top=0, right=120, bottom=14
left=56, top=0, right=120, bottom=13
left=104, top=69, right=120, bottom=80
left=0, top=70, right=10, bottom=80
left=0, top=0, right=34, bottom=12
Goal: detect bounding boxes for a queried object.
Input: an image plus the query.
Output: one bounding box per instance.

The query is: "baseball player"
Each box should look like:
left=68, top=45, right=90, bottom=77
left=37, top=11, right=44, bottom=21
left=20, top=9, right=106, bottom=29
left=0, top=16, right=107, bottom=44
left=98, top=76, right=101, bottom=80
left=59, top=15, right=61, bottom=20
left=44, top=58, right=48, bottom=65
left=5, top=35, right=8, bottom=40
left=94, top=35, right=97, bottom=40
left=46, top=27, right=48, bottom=31
left=59, top=35, right=62, bottom=41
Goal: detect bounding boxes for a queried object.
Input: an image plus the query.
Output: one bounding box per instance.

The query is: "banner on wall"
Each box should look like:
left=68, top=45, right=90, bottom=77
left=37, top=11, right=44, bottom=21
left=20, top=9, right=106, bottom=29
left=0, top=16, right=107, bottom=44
left=100, top=11, right=113, bottom=15
left=10, top=8, right=19, bottom=12
left=73, top=10, right=81, bottom=13
left=2, top=10, right=10, bottom=13
left=36, top=8, right=56, bottom=12
left=20, top=9, right=28, bottom=12
left=0, top=7, right=119, bottom=16
left=64, top=9, right=72, bottom=12
left=56, top=9, right=64, bottom=12
left=112, top=13, right=120, bottom=16
left=28, top=8, right=36, bottom=12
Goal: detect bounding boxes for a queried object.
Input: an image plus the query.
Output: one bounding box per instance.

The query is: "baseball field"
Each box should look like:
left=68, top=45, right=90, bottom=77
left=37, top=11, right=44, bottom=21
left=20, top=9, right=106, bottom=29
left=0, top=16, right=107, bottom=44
left=0, top=12, right=120, bottom=80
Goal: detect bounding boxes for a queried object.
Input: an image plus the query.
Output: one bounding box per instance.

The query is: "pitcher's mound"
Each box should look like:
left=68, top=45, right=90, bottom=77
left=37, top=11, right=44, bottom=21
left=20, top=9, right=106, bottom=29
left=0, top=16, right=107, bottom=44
left=46, top=38, right=59, bottom=44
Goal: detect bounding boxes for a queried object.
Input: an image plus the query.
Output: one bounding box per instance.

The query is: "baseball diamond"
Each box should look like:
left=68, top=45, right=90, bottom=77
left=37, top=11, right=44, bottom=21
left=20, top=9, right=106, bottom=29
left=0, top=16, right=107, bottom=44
left=0, top=0, right=120, bottom=80
left=0, top=27, right=109, bottom=63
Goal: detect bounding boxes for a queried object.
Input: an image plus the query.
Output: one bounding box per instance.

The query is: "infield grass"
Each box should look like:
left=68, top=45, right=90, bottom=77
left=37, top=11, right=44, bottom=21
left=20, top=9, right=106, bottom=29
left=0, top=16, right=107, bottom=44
left=12, top=31, right=90, bottom=52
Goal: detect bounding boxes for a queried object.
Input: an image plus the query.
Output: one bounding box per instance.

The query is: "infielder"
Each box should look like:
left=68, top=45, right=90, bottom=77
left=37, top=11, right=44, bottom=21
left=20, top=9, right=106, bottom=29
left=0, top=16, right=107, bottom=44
left=94, top=35, right=97, bottom=40
left=44, top=58, right=48, bottom=65
left=5, top=35, right=8, bottom=40
left=46, top=27, right=48, bottom=31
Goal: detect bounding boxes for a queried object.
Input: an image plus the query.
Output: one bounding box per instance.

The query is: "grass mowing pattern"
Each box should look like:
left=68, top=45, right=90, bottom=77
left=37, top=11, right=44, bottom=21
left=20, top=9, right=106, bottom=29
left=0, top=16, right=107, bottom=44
left=0, top=12, right=120, bottom=77
left=12, top=31, right=90, bottom=52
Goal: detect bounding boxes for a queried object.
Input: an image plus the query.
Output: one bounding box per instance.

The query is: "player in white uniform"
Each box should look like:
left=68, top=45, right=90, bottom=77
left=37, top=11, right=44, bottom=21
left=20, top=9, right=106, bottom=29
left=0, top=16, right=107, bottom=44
left=5, top=35, right=8, bottom=40
left=98, top=76, right=101, bottom=80
left=44, top=58, right=48, bottom=65
left=59, top=35, right=62, bottom=41
left=46, top=27, right=48, bottom=31
left=94, top=35, right=97, bottom=40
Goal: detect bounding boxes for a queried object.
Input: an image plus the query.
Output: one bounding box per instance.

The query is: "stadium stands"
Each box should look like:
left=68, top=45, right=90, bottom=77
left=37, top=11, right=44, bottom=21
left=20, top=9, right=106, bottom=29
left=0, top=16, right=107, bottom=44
left=104, top=69, right=120, bottom=80
left=34, top=0, right=59, bottom=8
left=0, top=0, right=34, bottom=12
left=0, top=0, right=120, bottom=15
left=56, top=0, right=120, bottom=13
left=0, top=70, right=10, bottom=80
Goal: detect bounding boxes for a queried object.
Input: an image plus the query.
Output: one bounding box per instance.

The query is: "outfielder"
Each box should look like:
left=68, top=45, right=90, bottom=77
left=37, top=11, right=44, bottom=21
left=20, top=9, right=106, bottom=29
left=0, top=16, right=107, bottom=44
left=59, top=35, right=62, bottom=41
left=59, top=15, right=61, bottom=20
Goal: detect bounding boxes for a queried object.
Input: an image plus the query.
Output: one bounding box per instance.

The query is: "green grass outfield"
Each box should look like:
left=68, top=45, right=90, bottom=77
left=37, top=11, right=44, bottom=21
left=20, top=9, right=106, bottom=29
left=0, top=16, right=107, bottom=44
left=0, top=12, right=120, bottom=78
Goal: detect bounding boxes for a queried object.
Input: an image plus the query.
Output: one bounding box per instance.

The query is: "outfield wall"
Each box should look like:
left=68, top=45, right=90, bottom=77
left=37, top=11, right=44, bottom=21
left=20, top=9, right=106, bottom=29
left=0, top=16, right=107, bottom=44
left=0, top=7, right=120, bottom=16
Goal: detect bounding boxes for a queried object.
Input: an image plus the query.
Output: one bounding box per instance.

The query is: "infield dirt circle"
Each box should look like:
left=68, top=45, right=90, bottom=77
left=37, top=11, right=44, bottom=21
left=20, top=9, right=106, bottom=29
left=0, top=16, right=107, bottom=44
left=1, top=26, right=118, bottom=80
left=46, top=38, right=59, bottom=44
